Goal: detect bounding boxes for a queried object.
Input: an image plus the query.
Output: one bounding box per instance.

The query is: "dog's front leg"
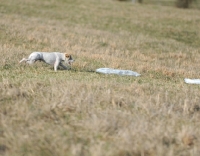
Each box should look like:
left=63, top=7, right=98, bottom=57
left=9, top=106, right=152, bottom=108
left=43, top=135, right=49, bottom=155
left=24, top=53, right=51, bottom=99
left=59, top=63, right=68, bottom=70
left=54, top=59, right=60, bottom=71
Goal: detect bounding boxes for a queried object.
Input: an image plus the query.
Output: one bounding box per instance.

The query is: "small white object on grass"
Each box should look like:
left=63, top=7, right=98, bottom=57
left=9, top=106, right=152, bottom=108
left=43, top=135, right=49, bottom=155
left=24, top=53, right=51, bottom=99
left=96, top=68, right=141, bottom=77
left=184, top=78, right=200, bottom=84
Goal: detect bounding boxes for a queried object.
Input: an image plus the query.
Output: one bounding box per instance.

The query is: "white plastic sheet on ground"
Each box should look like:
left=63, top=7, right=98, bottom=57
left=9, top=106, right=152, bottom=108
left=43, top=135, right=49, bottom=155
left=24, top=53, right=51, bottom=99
left=96, top=68, right=141, bottom=77
left=184, top=78, right=200, bottom=84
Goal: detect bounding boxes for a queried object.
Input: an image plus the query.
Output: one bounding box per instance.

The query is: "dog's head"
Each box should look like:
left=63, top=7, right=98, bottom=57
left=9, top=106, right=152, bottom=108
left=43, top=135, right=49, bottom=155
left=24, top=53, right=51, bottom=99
left=65, top=54, right=74, bottom=65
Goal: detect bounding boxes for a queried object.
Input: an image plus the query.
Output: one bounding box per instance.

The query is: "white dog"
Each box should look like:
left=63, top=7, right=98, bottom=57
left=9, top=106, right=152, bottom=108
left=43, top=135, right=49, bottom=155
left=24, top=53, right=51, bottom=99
left=19, top=52, right=74, bottom=71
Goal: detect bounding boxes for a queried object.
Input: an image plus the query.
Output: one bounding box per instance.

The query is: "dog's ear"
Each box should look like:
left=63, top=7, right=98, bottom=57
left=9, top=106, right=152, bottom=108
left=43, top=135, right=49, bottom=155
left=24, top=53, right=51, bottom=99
left=65, top=53, right=70, bottom=58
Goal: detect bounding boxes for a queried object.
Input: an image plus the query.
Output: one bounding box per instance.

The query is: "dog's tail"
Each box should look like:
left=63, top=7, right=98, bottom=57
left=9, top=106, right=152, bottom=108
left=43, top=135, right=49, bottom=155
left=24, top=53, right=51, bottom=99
left=19, top=58, right=27, bottom=63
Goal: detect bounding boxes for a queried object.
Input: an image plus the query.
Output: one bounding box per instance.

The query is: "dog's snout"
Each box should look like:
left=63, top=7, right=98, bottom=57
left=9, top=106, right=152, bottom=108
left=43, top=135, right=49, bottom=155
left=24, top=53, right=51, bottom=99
left=68, top=58, right=74, bottom=65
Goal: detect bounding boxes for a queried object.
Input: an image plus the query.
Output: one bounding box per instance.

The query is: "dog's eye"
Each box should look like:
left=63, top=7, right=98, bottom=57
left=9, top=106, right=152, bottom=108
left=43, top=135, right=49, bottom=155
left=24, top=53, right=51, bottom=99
left=65, top=54, right=70, bottom=58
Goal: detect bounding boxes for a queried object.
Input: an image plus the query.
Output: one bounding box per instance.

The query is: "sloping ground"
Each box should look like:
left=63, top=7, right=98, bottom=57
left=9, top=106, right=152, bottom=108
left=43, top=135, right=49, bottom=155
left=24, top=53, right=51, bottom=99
left=0, top=0, right=200, bottom=155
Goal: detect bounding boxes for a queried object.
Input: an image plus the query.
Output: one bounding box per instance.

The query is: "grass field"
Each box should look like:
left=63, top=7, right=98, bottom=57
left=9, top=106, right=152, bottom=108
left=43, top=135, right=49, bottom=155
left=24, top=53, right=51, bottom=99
left=0, top=0, right=200, bottom=155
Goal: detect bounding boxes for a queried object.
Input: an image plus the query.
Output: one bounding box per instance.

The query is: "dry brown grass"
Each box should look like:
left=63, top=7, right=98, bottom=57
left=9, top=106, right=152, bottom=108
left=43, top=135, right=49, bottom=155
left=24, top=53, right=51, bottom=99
left=0, top=0, right=200, bottom=155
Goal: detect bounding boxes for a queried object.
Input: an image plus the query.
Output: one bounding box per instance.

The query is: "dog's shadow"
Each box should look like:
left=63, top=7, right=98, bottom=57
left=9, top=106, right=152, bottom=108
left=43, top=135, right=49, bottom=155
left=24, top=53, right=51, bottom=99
left=69, top=68, right=96, bottom=73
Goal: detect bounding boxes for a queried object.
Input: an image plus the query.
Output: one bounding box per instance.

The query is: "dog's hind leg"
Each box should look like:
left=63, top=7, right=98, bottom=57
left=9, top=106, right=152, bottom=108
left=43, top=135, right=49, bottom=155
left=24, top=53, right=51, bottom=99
left=19, top=58, right=36, bottom=64
left=26, top=59, right=36, bottom=64
left=19, top=58, right=28, bottom=63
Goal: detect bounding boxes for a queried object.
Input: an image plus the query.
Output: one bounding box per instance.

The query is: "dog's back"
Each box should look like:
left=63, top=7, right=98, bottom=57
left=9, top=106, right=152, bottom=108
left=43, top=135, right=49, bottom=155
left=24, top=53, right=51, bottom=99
left=39, top=52, right=58, bottom=65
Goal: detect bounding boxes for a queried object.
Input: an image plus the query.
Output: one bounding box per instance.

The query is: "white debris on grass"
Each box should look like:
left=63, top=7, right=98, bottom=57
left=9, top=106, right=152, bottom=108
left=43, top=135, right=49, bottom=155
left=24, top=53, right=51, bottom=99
left=96, top=68, right=141, bottom=77
left=184, top=78, right=200, bottom=84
